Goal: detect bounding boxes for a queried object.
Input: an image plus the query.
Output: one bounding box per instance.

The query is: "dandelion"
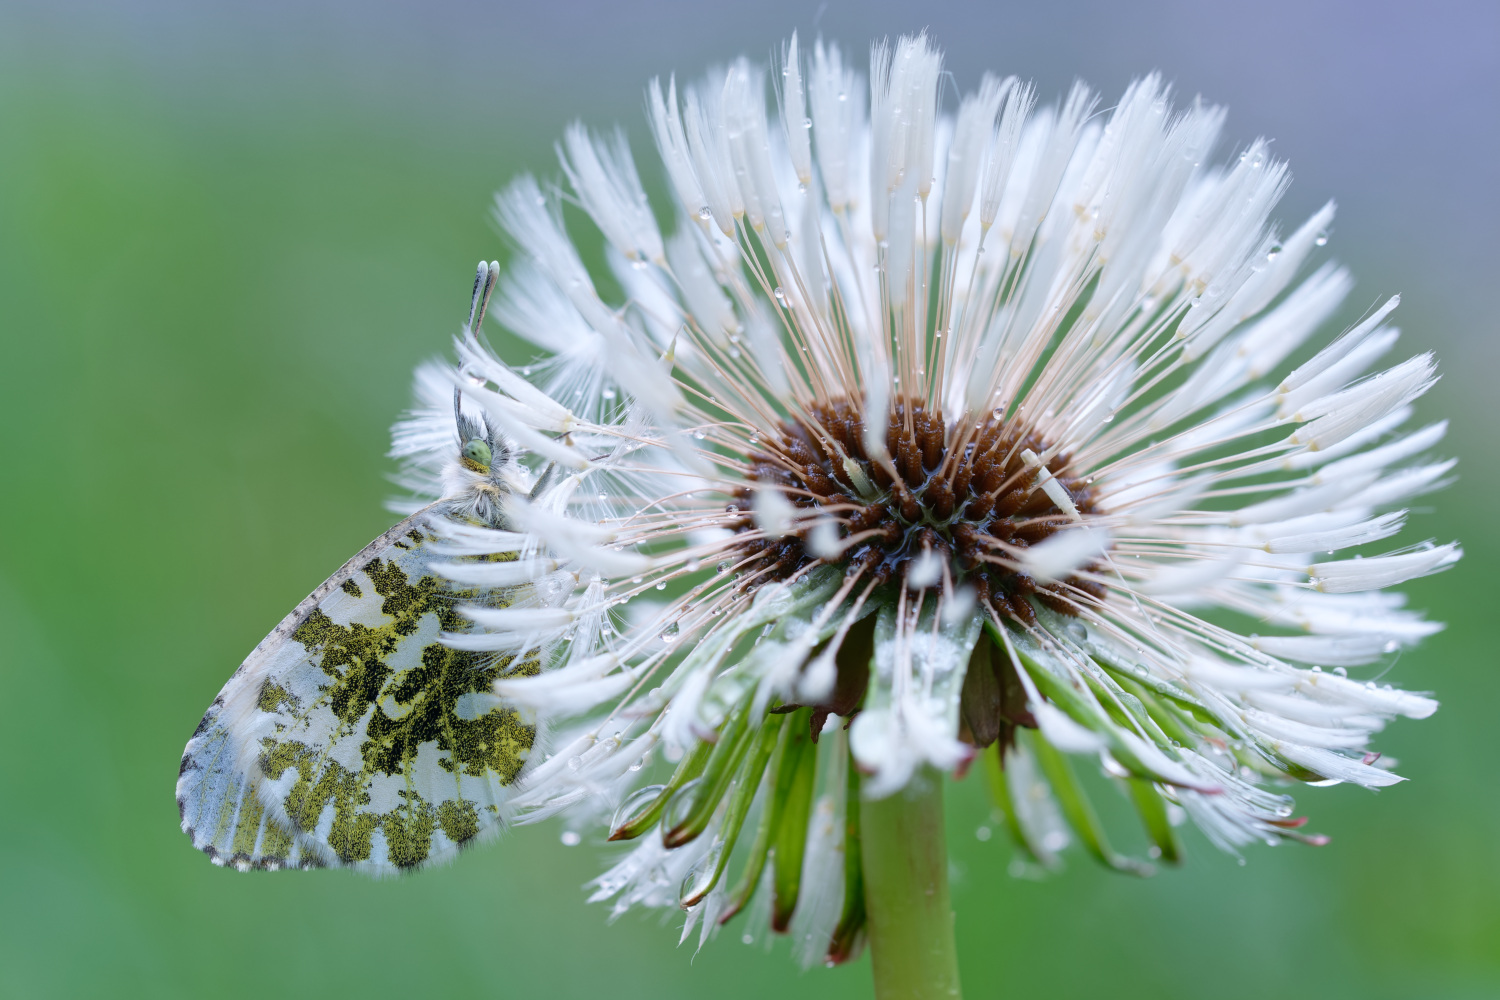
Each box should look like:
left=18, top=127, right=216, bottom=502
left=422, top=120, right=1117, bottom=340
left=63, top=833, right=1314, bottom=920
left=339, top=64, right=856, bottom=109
left=396, top=31, right=1455, bottom=996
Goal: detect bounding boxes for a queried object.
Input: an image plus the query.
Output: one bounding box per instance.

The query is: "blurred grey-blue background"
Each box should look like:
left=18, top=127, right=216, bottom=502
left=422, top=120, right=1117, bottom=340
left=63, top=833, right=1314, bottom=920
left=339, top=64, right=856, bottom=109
left=1, top=2, right=1495, bottom=997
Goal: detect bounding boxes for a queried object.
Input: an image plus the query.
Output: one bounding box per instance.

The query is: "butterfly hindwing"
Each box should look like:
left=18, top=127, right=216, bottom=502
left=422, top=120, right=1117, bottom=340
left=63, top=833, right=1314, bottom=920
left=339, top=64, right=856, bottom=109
left=176, top=695, right=324, bottom=871
left=177, top=513, right=537, bottom=873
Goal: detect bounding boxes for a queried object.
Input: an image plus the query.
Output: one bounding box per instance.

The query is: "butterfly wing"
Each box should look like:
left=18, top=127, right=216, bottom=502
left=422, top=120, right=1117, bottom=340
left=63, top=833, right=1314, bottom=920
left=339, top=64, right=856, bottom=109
left=177, top=513, right=538, bottom=873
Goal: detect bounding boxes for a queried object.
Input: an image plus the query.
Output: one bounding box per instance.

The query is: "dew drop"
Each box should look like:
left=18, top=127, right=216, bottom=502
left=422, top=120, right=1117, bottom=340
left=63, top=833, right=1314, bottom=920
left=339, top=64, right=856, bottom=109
left=663, top=777, right=703, bottom=829
left=661, top=622, right=680, bottom=642
left=655, top=581, right=667, bottom=591
left=560, top=830, right=581, bottom=847
left=610, top=784, right=667, bottom=830
left=1314, top=234, right=1328, bottom=246
left=716, top=561, right=729, bottom=574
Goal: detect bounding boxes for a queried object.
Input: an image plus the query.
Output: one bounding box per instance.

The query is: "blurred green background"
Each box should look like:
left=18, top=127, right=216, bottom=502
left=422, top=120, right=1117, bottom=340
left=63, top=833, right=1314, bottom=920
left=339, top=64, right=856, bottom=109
left=1, top=2, right=1496, bottom=997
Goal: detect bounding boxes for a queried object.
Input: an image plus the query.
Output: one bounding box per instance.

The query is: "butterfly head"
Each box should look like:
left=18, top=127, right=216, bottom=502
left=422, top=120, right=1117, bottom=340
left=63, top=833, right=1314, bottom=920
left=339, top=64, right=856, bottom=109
left=454, top=402, right=510, bottom=480
left=458, top=432, right=495, bottom=475
left=445, top=391, right=528, bottom=530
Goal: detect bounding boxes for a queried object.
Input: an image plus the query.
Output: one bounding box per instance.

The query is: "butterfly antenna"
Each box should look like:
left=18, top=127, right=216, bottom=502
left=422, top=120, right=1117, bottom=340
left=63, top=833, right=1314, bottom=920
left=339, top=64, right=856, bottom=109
left=453, top=386, right=486, bottom=442
left=458, top=261, right=500, bottom=437
left=465, top=260, right=501, bottom=344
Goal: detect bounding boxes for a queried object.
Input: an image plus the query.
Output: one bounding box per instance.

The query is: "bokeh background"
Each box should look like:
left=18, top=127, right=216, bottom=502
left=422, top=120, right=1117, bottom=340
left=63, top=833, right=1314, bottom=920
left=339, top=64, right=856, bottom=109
left=2, top=1, right=1496, bottom=997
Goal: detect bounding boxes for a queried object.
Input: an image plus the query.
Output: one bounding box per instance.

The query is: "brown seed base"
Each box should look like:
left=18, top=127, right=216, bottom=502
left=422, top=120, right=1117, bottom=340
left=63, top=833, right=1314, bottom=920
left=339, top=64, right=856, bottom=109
left=732, top=396, right=1106, bottom=621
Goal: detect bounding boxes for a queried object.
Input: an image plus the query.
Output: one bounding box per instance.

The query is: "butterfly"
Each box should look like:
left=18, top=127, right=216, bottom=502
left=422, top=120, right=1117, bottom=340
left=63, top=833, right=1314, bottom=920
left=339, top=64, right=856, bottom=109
left=177, top=263, right=544, bottom=873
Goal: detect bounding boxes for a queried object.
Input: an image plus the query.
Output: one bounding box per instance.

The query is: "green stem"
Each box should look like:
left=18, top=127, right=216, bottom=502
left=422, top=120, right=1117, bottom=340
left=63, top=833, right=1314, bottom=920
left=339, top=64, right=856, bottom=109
left=859, top=769, right=962, bottom=1000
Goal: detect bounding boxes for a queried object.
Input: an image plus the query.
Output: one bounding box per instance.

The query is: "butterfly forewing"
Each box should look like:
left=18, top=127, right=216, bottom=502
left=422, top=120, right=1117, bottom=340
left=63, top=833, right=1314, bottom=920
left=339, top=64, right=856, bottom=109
left=177, top=513, right=537, bottom=873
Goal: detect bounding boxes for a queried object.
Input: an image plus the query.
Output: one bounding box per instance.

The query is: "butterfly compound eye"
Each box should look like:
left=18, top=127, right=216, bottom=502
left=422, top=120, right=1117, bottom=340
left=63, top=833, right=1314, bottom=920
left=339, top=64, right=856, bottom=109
left=460, top=438, right=493, bottom=474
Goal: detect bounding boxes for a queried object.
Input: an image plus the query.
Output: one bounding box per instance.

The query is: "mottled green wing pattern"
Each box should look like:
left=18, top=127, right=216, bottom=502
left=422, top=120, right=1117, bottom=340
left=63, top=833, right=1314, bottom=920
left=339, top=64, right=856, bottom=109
left=177, top=514, right=537, bottom=873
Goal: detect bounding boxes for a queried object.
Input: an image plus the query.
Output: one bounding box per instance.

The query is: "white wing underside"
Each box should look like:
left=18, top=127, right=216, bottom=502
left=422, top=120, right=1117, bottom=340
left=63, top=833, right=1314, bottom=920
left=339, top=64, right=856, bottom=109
left=177, top=512, right=537, bottom=874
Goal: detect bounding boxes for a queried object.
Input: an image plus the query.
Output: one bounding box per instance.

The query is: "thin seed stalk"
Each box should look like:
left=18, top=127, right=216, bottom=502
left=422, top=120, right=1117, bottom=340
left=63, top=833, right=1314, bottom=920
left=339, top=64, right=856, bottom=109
left=859, top=769, right=962, bottom=1000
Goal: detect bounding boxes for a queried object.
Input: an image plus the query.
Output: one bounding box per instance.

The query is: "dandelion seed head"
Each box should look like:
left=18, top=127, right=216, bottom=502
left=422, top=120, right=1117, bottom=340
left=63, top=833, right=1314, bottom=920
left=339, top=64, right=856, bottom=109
left=381, top=29, right=1460, bottom=965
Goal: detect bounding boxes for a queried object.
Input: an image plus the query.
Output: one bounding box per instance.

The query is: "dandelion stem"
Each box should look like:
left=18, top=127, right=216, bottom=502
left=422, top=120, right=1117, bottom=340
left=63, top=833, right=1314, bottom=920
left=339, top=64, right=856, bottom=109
left=860, top=769, right=962, bottom=1000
